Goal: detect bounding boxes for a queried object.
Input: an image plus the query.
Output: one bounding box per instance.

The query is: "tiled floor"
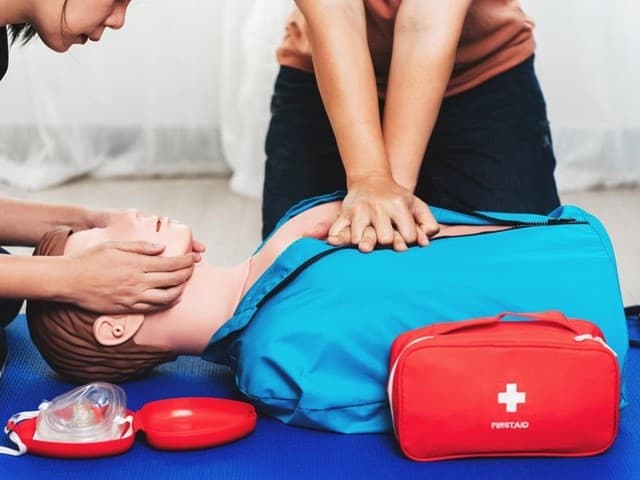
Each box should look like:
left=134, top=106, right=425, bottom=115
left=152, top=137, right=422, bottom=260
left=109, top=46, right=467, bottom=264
left=1, top=177, right=639, bottom=304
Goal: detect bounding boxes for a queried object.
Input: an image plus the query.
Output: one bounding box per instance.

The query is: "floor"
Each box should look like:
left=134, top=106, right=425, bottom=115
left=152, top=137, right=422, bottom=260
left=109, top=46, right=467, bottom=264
left=1, top=177, right=639, bottom=305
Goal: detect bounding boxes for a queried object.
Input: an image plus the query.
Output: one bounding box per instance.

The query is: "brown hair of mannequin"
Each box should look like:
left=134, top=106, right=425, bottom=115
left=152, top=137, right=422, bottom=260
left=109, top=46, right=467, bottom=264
left=26, top=227, right=176, bottom=383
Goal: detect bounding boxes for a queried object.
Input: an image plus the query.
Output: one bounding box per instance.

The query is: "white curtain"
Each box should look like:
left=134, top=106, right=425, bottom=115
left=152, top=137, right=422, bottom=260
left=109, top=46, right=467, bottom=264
left=217, top=1, right=293, bottom=197
left=522, top=0, right=640, bottom=191
left=0, top=1, right=638, bottom=194
left=0, top=0, right=291, bottom=193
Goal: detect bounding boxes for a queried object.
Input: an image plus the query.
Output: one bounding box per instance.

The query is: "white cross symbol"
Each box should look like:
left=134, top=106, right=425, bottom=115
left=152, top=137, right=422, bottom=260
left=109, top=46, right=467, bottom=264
left=498, top=383, right=526, bottom=413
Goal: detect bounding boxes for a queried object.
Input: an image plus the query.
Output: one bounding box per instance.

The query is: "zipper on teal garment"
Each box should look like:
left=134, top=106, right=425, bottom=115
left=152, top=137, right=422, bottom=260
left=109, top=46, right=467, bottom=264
left=440, top=207, right=582, bottom=227
left=256, top=216, right=587, bottom=308
left=256, top=245, right=350, bottom=308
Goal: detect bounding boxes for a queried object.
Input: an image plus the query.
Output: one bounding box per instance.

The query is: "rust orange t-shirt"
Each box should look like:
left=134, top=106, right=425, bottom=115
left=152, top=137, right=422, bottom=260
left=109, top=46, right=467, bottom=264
left=276, top=0, right=535, bottom=97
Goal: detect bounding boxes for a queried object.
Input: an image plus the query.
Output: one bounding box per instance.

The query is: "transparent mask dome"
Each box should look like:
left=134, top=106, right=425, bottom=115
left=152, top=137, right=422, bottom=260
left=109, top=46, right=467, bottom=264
left=35, top=383, right=128, bottom=443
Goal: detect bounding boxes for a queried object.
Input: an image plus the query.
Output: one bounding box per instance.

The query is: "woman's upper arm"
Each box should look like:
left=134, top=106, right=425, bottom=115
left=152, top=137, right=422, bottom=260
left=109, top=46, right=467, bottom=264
left=395, top=0, right=472, bottom=35
left=295, top=0, right=365, bottom=27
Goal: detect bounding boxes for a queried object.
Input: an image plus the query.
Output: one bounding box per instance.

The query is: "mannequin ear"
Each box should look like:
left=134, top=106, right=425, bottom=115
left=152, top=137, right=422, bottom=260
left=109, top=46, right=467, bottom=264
left=93, top=314, right=144, bottom=346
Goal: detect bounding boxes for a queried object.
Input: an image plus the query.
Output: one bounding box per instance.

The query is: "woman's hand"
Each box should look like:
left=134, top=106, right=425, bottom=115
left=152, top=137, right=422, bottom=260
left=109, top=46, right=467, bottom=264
left=325, top=175, right=439, bottom=252
left=328, top=194, right=439, bottom=252
left=63, top=240, right=201, bottom=314
left=410, top=195, right=440, bottom=243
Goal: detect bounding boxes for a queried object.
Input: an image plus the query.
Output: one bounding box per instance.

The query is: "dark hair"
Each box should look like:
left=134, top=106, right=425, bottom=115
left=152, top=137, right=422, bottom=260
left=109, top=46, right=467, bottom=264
left=8, top=24, right=37, bottom=45
left=8, top=0, right=69, bottom=45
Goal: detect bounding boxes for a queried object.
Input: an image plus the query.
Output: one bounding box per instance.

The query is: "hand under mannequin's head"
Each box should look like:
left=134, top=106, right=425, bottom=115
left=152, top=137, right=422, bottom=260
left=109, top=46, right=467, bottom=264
left=27, top=212, right=194, bottom=383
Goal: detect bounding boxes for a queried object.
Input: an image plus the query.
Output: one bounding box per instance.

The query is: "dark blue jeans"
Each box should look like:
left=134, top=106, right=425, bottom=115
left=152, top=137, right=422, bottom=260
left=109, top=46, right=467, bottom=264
left=0, top=247, right=23, bottom=327
left=261, top=56, right=560, bottom=238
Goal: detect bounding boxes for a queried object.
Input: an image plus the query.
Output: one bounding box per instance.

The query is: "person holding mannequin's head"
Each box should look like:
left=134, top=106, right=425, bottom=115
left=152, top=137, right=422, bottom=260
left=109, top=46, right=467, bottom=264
left=0, top=1, right=201, bottom=360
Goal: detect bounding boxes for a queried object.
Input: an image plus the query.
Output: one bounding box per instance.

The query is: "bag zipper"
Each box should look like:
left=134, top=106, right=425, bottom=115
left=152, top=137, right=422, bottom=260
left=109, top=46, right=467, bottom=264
left=388, top=333, right=616, bottom=396
left=386, top=335, right=434, bottom=438
left=574, top=334, right=618, bottom=356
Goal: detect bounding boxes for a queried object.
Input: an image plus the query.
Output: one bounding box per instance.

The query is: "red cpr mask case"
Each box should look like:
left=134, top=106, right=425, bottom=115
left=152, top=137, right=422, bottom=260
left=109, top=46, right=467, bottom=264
left=3, top=383, right=257, bottom=458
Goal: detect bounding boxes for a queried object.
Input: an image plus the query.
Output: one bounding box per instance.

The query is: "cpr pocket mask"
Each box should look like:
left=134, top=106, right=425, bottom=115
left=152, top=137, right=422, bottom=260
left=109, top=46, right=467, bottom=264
left=1, top=382, right=257, bottom=458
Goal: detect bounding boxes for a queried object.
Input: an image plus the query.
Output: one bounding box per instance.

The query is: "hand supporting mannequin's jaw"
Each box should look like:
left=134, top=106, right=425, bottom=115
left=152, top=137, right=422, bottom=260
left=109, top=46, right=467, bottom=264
left=27, top=212, right=251, bottom=384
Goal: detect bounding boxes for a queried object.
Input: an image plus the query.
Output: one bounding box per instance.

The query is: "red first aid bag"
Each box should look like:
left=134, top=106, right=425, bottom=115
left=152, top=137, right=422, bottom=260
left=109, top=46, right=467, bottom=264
left=387, top=311, right=620, bottom=461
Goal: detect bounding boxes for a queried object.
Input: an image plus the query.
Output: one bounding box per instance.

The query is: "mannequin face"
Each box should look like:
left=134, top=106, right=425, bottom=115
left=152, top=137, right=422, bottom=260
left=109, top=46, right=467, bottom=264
left=31, top=0, right=131, bottom=52
left=65, top=210, right=193, bottom=257
left=62, top=211, right=195, bottom=352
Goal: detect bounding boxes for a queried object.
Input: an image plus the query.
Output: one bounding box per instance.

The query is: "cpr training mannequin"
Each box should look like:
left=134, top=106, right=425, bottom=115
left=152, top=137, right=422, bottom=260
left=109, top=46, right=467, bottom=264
left=28, top=196, right=499, bottom=380
left=27, top=193, right=628, bottom=433
left=28, top=198, right=376, bottom=381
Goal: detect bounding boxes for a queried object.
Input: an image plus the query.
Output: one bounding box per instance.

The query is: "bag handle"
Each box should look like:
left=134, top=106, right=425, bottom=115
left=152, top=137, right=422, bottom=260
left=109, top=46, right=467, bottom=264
left=430, top=311, right=582, bottom=337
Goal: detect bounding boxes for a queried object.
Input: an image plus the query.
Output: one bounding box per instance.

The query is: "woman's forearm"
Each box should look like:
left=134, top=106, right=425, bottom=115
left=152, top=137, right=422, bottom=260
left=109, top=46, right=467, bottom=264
left=384, top=0, right=471, bottom=191
left=0, top=254, right=71, bottom=300
left=0, top=197, right=93, bottom=246
left=296, top=0, right=390, bottom=185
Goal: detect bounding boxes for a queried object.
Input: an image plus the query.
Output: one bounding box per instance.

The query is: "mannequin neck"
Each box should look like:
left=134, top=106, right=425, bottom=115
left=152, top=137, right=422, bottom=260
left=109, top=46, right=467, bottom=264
left=131, top=200, right=345, bottom=355
left=133, top=259, right=251, bottom=356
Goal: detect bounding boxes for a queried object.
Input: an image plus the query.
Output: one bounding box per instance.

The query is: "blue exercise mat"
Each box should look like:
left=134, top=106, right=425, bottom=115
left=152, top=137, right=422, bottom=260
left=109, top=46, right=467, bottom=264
left=1, top=314, right=639, bottom=480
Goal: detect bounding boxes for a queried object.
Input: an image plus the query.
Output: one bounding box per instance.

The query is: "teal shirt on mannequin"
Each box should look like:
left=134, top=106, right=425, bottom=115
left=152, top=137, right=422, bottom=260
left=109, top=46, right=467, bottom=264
left=202, top=193, right=628, bottom=433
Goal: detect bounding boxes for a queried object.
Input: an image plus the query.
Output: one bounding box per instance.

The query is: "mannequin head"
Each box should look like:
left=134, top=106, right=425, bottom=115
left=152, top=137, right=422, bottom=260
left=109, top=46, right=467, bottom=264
left=66, top=209, right=194, bottom=257
left=27, top=212, right=195, bottom=383
left=8, top=0, right=131, bottom=51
